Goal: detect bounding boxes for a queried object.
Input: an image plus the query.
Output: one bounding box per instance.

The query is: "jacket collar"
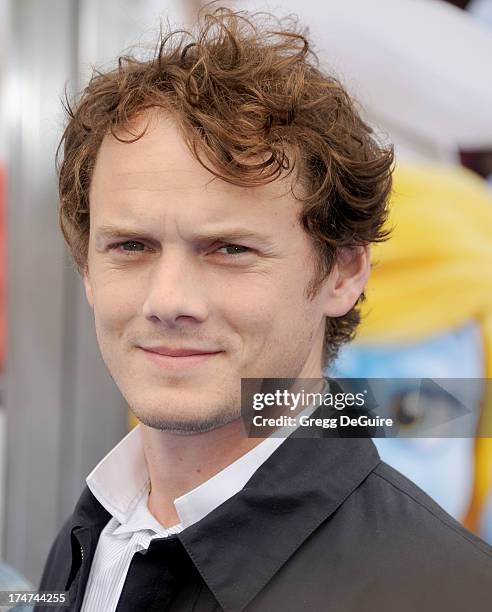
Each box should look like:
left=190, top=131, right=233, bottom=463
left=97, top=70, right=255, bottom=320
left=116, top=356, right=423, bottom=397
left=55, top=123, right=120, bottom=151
left=69, top=416, right=380, bottom=612
left=178, top=432, right=380, bottom=612
left=71, top=486, right=112, bottom=530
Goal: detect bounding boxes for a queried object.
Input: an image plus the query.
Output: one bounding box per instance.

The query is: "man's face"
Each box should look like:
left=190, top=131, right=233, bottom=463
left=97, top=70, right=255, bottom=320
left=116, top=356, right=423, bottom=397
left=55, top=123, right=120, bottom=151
left=85, top=112, right=365, bottom=433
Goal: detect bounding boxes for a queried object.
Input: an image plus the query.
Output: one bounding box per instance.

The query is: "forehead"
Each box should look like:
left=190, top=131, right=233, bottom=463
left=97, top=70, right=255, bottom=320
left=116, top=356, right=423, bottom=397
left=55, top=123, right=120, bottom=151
left=89, top=111, right=299, bottom=226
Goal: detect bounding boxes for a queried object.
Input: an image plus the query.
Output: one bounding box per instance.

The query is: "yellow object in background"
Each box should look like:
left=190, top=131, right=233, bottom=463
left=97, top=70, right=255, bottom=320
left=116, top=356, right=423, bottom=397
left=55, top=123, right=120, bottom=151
left=129, top=412, right=138, bottom=430
left=358, top=162, right=492, bottom=532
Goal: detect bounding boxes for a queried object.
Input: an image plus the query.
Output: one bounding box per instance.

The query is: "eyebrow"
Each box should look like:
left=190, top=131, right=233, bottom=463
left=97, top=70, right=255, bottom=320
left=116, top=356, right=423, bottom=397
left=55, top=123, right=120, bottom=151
left=94, top=224, right=275, bottom=246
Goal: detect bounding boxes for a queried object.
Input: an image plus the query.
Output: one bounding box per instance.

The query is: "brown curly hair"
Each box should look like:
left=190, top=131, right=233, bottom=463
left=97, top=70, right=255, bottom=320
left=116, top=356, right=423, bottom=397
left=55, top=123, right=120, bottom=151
left=57, top=7, right=393, bottom=368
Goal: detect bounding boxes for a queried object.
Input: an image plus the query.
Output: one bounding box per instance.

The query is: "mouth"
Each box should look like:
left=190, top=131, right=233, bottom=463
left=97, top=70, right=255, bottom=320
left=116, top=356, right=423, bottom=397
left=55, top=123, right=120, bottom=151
left=138, top=347, right=223, bottom=370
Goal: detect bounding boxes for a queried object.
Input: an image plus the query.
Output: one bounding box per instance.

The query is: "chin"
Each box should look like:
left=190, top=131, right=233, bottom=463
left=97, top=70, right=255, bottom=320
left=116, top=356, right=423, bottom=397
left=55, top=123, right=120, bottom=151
left=131, top=400, right=241, bottom=435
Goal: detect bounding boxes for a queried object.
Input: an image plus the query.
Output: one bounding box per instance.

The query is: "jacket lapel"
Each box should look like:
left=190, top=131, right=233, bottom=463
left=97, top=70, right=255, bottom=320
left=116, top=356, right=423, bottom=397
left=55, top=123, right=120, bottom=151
left=179, top=434, right=380, bottom=612
left=66, top=488, right=112, bottom=610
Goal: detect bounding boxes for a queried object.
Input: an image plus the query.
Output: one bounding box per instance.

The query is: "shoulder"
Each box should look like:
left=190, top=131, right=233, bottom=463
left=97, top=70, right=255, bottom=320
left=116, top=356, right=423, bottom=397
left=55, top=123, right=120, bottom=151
left=367, top=461, right=492, bottom=560
left=38, top=515, right=75, bottom=590
left=291, top=460, right=492, bottom=610
left=38, top=486, right=111, bottom=591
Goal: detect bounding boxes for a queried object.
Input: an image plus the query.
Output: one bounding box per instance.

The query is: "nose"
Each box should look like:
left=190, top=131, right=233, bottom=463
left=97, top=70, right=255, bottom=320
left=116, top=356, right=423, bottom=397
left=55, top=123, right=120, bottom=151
left=142, top=248, right=209, bottom=327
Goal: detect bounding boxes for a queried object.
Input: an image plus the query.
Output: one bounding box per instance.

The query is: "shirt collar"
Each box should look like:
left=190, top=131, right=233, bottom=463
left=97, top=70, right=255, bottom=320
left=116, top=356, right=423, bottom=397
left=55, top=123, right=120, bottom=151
left=111, top=487, right=182, bottom=538
left=86, top=424, right=286, bottom=530
left=86, top=380, right=329, bottom=531
left=86, top=425, right=149, bottom=526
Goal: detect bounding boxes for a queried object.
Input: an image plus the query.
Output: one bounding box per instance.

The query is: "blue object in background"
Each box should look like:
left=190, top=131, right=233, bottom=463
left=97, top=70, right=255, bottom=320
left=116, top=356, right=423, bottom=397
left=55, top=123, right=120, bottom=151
left=0, top=560, right=33, bottom=611
left=326, top=321, right=492, bottom=541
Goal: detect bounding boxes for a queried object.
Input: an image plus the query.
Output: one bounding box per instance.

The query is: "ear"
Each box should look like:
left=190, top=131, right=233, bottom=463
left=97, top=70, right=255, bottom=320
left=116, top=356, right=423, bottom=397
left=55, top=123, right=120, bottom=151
left=322, top=245, right=370, bottom=317
left=83, top=265, right=94, bottom=309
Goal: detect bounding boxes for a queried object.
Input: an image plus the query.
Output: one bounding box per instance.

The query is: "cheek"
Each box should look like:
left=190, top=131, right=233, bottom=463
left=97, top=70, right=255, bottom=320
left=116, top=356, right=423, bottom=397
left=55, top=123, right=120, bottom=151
left=215, top=282, right=274, bottom=334
left=91, top=271, right=143, bottom=334
left=219, top=269, right=319, bottom=350
left=260, top=274, right=325, bottom=358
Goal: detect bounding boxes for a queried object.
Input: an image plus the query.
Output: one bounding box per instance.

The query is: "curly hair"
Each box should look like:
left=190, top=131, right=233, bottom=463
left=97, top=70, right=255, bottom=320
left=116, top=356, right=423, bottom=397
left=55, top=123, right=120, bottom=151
left=58, top=7, right=393, bottom=368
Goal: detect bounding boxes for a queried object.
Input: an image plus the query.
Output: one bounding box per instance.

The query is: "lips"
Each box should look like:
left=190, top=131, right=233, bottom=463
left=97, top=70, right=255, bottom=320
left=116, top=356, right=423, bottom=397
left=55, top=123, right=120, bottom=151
left=140, top=346, right=221, bottom=357
left=138, top=345, right=222, bottom=371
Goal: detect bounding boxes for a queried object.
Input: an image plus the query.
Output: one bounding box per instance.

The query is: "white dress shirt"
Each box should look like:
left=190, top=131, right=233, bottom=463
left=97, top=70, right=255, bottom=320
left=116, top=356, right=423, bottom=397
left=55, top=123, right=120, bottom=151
left=81, top=384, right=327, bottom=612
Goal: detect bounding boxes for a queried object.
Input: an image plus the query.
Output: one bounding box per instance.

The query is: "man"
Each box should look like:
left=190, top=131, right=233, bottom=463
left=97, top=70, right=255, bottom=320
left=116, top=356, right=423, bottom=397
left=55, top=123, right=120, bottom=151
left=37, top=8, right=491, bottom=612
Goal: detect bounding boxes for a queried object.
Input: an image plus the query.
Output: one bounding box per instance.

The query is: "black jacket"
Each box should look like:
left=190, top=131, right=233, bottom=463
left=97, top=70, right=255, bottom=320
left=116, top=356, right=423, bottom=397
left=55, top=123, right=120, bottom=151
left=36, top=432, right=492, bottom=612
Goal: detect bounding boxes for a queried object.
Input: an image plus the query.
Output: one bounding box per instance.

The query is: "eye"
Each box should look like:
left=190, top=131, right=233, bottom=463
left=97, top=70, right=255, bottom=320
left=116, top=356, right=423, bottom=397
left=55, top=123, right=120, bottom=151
left=214, top=244, right=251, bottom=256
left=110, top=240, right=147, bottom=253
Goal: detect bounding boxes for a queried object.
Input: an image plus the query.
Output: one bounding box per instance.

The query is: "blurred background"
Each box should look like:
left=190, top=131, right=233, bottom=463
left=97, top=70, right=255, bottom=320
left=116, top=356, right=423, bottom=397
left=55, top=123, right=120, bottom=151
left=1, top=0, right=492, bottom=587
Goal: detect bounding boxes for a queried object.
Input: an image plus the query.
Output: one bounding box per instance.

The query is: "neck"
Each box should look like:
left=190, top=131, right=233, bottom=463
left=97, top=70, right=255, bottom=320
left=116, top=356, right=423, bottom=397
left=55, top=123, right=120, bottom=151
left=142, top=419, right=263, bottom=528
left=143, top=345, right=326, bottom=528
